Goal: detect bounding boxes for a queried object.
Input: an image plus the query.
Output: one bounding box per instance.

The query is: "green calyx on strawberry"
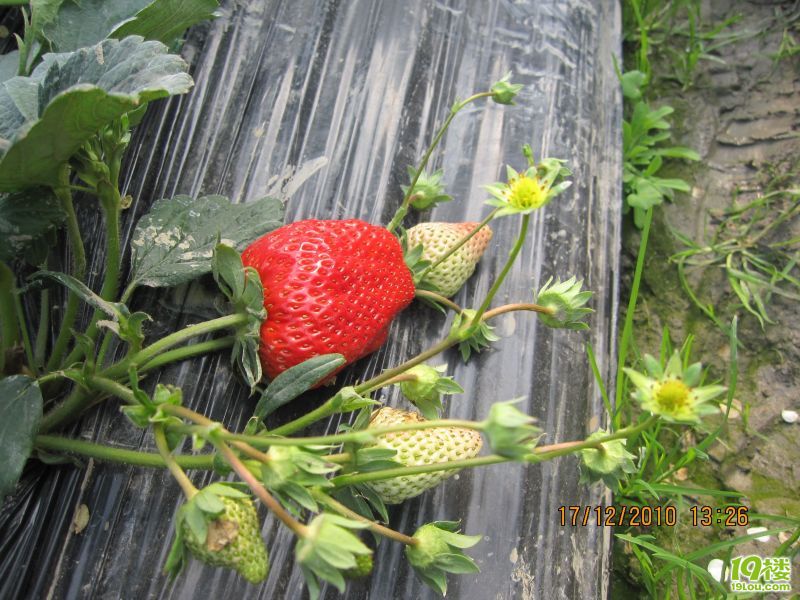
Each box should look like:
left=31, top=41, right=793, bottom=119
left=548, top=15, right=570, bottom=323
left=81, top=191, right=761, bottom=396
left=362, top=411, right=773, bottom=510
left=398, top=364, right=464, bottom=419
left=365, top=406, right=482, bottom=504
left=405, top=521, right=481, bottom=595
left=165, top=483, right=269, bottom=584
left=407, top=222, right=493, bottom=297
left=242, top=219, right=416, bottom=380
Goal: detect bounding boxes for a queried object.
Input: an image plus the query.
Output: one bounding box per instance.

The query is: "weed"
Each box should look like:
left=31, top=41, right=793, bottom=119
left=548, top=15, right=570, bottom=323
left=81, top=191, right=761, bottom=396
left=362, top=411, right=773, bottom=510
left=672, top=178, right=800, bottom=330
left=620, top=70, right=699, bottom=228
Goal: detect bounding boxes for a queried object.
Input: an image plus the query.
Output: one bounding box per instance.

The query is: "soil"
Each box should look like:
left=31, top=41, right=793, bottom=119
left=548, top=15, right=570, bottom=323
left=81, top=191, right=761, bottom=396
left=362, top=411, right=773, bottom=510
left=613, top=0, right=800, bottom=597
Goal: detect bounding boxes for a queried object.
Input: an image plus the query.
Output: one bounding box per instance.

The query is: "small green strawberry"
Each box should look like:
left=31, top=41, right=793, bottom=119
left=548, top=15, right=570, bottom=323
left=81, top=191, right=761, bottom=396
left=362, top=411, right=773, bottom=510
left=407, top=222, right=493, bottom=297
left=343, top=551, right=374, bottom=579
left=179, top=493, right=269, bottom=584
left=365, top=406, right=483, bottom=504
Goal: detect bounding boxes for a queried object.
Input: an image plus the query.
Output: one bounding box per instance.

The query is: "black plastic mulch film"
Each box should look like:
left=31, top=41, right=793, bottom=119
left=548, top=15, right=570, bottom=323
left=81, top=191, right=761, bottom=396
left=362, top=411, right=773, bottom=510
left=0, top=1, right=622, bottom=598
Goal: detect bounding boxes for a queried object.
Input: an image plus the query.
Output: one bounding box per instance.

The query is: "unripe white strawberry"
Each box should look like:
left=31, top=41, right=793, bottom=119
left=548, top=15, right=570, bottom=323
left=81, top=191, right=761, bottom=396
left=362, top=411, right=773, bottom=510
left=407, top=222, right=493, bottom=298
left=366, top=406, right=483, bottom=504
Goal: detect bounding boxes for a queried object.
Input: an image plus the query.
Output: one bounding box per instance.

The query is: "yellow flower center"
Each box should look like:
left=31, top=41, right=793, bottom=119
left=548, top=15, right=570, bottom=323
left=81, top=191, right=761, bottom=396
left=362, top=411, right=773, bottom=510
left=507, top=176, right=547, bottom=209
left=654, top=380, right=690, bottom=413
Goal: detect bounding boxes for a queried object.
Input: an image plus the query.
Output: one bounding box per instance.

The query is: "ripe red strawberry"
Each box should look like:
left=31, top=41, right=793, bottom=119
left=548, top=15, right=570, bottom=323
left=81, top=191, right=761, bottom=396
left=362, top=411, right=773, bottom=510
left=242, top=219, right=415, bottom=379
left=406, top=222, right=493, bottom=297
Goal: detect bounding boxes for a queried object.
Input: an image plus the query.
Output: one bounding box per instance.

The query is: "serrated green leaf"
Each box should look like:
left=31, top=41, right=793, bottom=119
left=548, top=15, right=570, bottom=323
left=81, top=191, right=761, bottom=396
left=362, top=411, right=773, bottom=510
left=111, top=0, right=218, bottom=45
left=128, top=194, right=284, bottom=289
left=0, top=36, right=193, bottom=191
left=0, top=188, right=65, bottom=263
left=41, top=0, right=218, bottom=53
left=0, top=375, right=43, bottom=502
left=254, top=354, right=345, bottom=419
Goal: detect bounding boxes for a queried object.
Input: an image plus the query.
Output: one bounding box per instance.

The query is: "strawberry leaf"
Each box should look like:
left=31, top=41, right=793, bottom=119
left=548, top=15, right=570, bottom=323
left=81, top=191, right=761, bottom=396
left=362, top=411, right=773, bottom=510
left=0, top=375, right=43, bottom=502
left=0, top=189, right=65, bottom=264
left=129, top=195, right=283, bottom=290
left=0, top=36, right=192, bottom=191
left=253, top=353, right=345, bottom=419
left=40, top=0, right=219, bottom=53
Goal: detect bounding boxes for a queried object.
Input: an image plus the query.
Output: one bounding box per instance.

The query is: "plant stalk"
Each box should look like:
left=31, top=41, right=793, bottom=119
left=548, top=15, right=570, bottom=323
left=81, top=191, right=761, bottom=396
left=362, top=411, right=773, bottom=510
left=314, top=490, right=418, bottom=546
left=48, top=168, right=87, bottom=371
left=469, top=214, right=530, bottom=329
left=214, top=439, right=308, bottom=537
left=386, top=92, right=493, bottom=233
left=154, top=424, right=198, bottom=499
left=35, top=434, right=216, bottom=469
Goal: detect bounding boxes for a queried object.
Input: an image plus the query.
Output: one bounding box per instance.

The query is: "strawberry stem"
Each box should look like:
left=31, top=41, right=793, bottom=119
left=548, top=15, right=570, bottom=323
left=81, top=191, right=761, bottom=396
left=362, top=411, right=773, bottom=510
left=177, top=417, right=484, bottom=449
left=313, top=490, right=419, bottom=546
left=39, top=328, right=241, bottom=433
left=35, top=434, right=216, bottom=469
left=468, top=214, right=530, bottom=331
left=331, top=417, right=659, bottom=487
left=414, top=289, right=462, bottom=312
left=481, top=303, right=555, bottom=320
left=62, top=179, right=123, bottom=367
left=414, top=208, right=499, bottom=284
left=272, top=299, right=558, bottom=437
left=386, top=91, right=494, bottom=233
left=158, top=403, right=272, bottom=462
left=214, top=438, right=309, bottom=538
left=154, top=423, right=198, bottom=499
left=47, top=166, right=87, bottom=371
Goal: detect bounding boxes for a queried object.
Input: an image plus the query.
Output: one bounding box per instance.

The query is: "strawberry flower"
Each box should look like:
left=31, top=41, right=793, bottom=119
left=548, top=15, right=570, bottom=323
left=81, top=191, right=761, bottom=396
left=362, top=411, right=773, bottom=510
left=624, top=352, right=726, bottom=424
left=485, top=158, right=571, bottom=217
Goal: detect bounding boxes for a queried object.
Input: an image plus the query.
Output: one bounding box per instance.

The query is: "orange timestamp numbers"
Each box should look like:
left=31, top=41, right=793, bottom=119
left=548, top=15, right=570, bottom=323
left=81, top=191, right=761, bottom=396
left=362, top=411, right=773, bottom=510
left=558, top=505, right=677, bottom=527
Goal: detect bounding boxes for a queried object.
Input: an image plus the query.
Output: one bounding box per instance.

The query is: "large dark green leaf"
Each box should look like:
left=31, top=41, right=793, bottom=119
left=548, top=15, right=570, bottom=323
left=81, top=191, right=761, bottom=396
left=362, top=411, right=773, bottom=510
left=128, top=194, right=285, bottom=289
left=41, top=0, right=218, bottom=53
left=0, top=36, right=193, bottom=191
left=0, top=188, right=65, bottom=263
left=0, top=375, right=43, bottom=502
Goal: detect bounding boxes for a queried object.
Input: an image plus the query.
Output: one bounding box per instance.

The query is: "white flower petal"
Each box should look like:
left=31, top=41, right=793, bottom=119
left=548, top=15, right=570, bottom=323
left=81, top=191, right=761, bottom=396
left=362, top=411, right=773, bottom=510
left=707, top=558, right=726, bottom=582
left=746, top=526, right=771, bottom=542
